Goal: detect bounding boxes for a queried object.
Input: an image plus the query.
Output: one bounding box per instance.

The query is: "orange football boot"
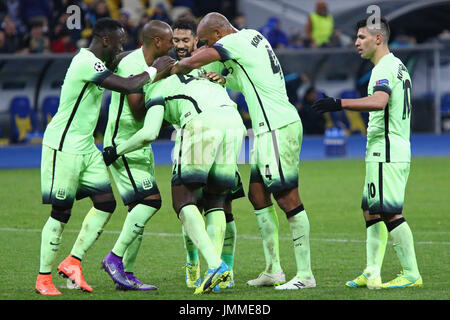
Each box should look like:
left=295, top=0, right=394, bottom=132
left=35, top=274, right=62, bottom=295
left=57, top=254, right=93, bottom=292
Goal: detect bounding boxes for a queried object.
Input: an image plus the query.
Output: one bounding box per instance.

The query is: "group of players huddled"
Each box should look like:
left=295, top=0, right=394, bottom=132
left=35, top=12, right=422, bottom=296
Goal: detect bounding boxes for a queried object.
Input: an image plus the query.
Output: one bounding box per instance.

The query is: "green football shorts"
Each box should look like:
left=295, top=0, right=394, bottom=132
left=41, top=145, right=113, bottom=208
left=361, top=161, right=410, bottom=215
left=171, top=106, right=245, bottom=190
left=108, top=146, right=160, bottom=205
left=250, top=120, right=303, bottom=194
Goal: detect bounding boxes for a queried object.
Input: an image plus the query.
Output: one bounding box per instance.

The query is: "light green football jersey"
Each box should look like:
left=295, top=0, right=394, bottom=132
left=212, top=29, right=300, bottom=135
left=366, top=53, right=411, bottom=163
left=144, top=74, right=236, bottom=127
left=104, top=48, right=147, bottom=148
left=43, top=48, right=112, bottom=154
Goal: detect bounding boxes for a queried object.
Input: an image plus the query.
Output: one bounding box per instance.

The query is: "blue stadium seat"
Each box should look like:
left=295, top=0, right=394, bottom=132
left=10, top=96, right=33, bottom=143
left=441, top=92, right=450, bottom=115
left=41, top=95, right=59, bottom=129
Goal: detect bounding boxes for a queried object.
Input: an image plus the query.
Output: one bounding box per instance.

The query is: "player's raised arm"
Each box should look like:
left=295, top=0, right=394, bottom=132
left=171, top=47, right=221, bottom=74
left=101, top=56, right=175, bottom=94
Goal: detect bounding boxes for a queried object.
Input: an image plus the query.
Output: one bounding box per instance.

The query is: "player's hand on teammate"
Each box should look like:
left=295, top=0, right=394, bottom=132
left=152, top=56, right=176, bottom=73
left=311, top=94, right=342, bottom=113
left=203, top=72, right=226, bottom=84
left=103, top=146, right=119, bottom=166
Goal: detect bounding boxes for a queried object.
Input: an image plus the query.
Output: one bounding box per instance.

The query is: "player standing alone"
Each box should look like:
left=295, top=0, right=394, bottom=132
left=312, top=17, right=422, bottom=289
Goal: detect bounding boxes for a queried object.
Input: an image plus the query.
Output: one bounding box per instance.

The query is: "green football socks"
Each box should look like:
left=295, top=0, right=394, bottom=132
left=255, top=205, right=281, bottom=274
left=205, top=208, right=226, bottom=256
left=221, top=218, right=237, bottom=272
left=179, top=204, right=222, bottom=269
left=388, top=219, right=421, bottom=281
left=112, top=204, right=158, bottom=258
left=288, top=210, right=313, bottom=279
left=364, top=219, right=388, bottom=279
left=71, top=207, right=111, bottom=259
left=182, top=225, right=199, bottom=265
left=123, top=234, right=143, bottom=273
left=39, top=217, right=65, bottom=273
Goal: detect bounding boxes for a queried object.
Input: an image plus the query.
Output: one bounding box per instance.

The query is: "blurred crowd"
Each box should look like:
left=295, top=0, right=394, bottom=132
left=0, top=0, right=238, bottom=54
left=0, top=0, right=432, bottom=55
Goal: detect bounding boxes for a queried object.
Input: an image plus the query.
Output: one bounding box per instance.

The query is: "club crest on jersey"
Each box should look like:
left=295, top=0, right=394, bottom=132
left=94, top=61, right=106, bottom=72
left=55, top=188, right=66, bottom=200
left=142, top=178, right=153, bottom=190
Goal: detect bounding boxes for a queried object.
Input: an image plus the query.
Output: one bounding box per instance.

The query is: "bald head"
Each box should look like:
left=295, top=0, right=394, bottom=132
left=142, top=20, right=172, bottom=45
left=197, top=12, right=236, bottom=46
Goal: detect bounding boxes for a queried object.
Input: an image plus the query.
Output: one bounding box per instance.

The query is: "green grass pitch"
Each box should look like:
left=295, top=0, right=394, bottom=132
left=0, top=157, right=449, bottom=301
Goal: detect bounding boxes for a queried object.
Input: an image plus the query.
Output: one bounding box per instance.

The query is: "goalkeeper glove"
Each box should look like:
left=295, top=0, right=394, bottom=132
left=103, top=146, right=119, bottom=166
left=311, top=94, right=342, bottom=113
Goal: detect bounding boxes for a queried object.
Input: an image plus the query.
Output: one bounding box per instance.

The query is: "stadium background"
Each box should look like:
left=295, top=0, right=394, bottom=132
left=0, top=0, right=449, bottom=302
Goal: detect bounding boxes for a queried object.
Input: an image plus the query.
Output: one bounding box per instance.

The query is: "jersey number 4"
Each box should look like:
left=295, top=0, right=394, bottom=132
left=265, top=45, right=282, bottom=79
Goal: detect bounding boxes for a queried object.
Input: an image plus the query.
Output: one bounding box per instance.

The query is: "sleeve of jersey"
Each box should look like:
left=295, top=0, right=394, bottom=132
left=211, top=43, right=233, bottom=62
left=372, top=68, right=392, bottom=96
left=88, top=60, right=113, bottom=85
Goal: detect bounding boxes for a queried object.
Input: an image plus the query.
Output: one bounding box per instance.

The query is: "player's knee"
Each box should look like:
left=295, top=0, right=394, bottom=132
left=51, top=205, right=72, bottom=223
left=202, top=191, right=227, bottom=212
left=139, top=198, right=162, bottom=210
left=94, top=199, right=117, bottom=213
left=284, top=204, right=305, bottom=219
left=225, top=212, right=234, bottom=223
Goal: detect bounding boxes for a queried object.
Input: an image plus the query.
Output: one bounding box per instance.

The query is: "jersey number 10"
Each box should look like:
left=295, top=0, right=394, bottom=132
left=402, top=79, right=412, bottom=120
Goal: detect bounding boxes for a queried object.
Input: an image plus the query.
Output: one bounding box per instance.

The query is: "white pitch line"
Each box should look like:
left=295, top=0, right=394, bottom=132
left=1, top=227, right=449, bottom=245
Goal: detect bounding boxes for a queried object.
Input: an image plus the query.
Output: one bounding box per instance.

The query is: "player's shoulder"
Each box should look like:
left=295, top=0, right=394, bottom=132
left=71, top=48, right=107, bottom=73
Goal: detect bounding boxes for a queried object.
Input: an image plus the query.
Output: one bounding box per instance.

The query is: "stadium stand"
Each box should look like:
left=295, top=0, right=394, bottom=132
left=0, top=0, right=449, bottom=145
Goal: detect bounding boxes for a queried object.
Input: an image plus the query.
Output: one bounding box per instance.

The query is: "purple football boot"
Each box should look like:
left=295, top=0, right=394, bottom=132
left=101, top=251, right=134, bottom=289
left=115, top=273, right=158, bottom=291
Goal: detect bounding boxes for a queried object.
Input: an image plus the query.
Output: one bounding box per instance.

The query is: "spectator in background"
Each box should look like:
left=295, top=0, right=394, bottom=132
left=289, top=28, right=305, bottom=49
left=298, top=87, right=325, bottom=134
left=259, top=16, right=289, bottom=49
left=86, top=0, right=110, bottom=27
left=0, top=29, right=7, bottom=53
left=19, top=0, right=51, bottom=29
left=21, top=20, right=50, bottom=53
left=150, top=3, right=172, bottom=25
left=5, top=0, right=26, bottom=34
left=390, top=34, right=416, bottom=48
left=305, top=1, right=334, bottom=48
left=1, top=15, right=23, bottom=53
left=118, top=9, right=138, bottom=50
left=51, top=27, right=76, bottom=53
left=232, top=12, right=246, bottom=30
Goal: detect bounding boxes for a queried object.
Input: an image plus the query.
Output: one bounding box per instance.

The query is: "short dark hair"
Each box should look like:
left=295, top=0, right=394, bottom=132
left=356, top=16, right=390, bottom=43
left=93, top=17, right=123, bottom=37
left=172, top=17, right=197, bottom=36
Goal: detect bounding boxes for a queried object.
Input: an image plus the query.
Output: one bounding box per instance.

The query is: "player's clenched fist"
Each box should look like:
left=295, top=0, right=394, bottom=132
left=103, top=146, right=119, bottom=166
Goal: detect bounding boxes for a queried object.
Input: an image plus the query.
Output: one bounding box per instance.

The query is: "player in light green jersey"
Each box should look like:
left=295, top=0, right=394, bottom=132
left=101, top=20, right=174, bottom=291
left=35, top=18, right=174, bottom=296
left=312, top=17, right=422, bottom=289
left=171, top=12, right=315, bottom=290
left=103, top=72, right=246, bottom=294
left=171, top=17, right=243, bottom=290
